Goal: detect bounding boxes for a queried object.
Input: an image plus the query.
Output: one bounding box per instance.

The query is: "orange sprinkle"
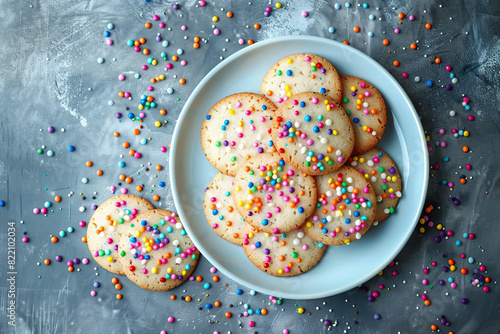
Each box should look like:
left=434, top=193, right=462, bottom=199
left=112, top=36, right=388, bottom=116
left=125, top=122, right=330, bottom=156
left=86, top=161, right=93, bottom=167
left=143, top=48, right=150, bottom=55
left=254, top=23, right=261, bottom=30
left=125, top=177, right=133, bottom=184
left=425, top=22, right=432, bottom=29
left=160, top=109, right=167, bottom=115
left=431, top=324, right=437, bottom=331
left=145, top=22, right=152, bottom=29
left=196, top=275, right=203, bottom=282
left=136, top=185, right=143, bottom=192
left=393, top=60, right=400, bottom=67
left=153, top=195, right=160, bottom=201
left=51, top=236, right=58, bottom=243
left=81, top=236, right=87, bottom=243
left=54, top=196, right=61, bottom=202
left=172, top=55, right=178, bottom=61
left=424, top=300, right=431, bottom=306
left=118, top=91, right=124, bottom=97
left=134, top=40, right=140, bottom=47
left=261, top=308, right=268, bottom=315
left=68, top=266, right=74, bottom=272
left=410, top=43, right=417, bottom=49
left=213, top=275, right=220, bottom=282
left=44, top=259, right=51, bottom=265
left=226, top=11, right=233, bottom=18
left=462, top=146, right=469, bottom=152
left=170, top=295, right=177, bottom=300
left=214, top=301, right=221, bottom=307
left=179, top=78, right=186, bottom=85
left=225, top=312, right=232, bottom=318
left=343, top=41, right=349, bottom=45
left=133, top=129, right=141, bottom=135
left=248, top=39, right=254, bottom=45
left=435, top=57, right=441, bottom=64
left=185, top=296, right=192, bottom=302
left=156, top=165, right=162, bottom=171
left=113, top=132, right=120, bottom=137
left=122, top=142, right=130, bottom=148
left=147, top=96, right=154, bottom=102
left=382, top=39, right=390, bottom=46
left=139, top=37, right=146, bottom=44
left=194, top=36, right=200, bottom=43
left=353, top=26, right=360, bottom=33
left=112, top=277, right=119, bottom=284
left=116, top=294, right=123, bottom=300
left=398, top=13, right=405, bottom=19
left=115, top=283, right=122, bottom=290
left=461, top=268, right=468, bottom=275
left=193, top=42, right=200, bottom=49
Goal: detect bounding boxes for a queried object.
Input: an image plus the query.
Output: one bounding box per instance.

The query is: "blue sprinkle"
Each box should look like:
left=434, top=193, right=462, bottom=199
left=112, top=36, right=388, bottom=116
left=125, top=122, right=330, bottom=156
left=368, top=31, right=374, bottom=37
left=304, top=115, right=311, bottom=122
left=118, top=161, right=125, bottom=167
left=463, top=233, right=469, bottom=238
left=205, top=115, right=211, bottom=120
left=334, top=3, right=341, bottom=10
left=320, top=88, right=326, bottom=93
left=68, top=145, right=75, bottom=152
left=286, top=70, right=292, bottom=76
left=255, top=241, right=261, bottom=248
left=298, top=207, right=304, bottom=213
left=353, top=117, right=360, bottom=123
left=468, top=257, right=474, bottom=264
left=299, top=101, right=306, bottom=108
left=261, top=219, right=268, bottom=226
left=103, top=31, right=111, bottom=37
left=162, top=40, right=169, bottom=47
left=321, top=228, right=328, bottom=234
left=362, top=3, right=368, bottom=8
left=97, top=57, right=104, bottom=64
left=329, top=27, right=335, bottom=33
left=313, top=126, right=320, bottom=133
left=345, top=2, right=351, bottom=8
left=345, top=218, right=351, bottom=224
left=262, top=105, right=267, bottom=110
left=236, top=289, right=243, bottom=295
left=456, top=240, right=462, bottom=246
left=426, top=80, right=433, bottom=87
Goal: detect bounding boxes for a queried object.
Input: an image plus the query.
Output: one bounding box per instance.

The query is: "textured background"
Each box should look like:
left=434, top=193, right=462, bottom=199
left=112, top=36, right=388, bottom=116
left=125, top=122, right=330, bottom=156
left=1, top=0, right=500, bottom=333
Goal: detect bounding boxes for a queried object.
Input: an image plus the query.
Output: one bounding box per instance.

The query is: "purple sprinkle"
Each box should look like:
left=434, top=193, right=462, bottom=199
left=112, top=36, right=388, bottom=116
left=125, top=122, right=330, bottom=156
left=248, top=211, right=253, bottom=216
left=389, top=167, right=396, bottom=174
left=443, top=266, right=449, bottom=272
left=317, top=154, right=324, bottom=160
left=289, top=187, right=295, bottom=193
left=351, top=92, right=356, bottom=96
left=93, top=281, right=100, bottom=288
left=321, top=68, right=326, bottom=74
left=434, top=236, right=441, bottom=243
left=257, top=147, right=264, bottom=154
left=48, top=126, right=55, bottom=133
left=327, top=129, right=333, bottom=135
left=368, top=296, right=375, bottom=302
left=264, top=248, right=270, bottom=255
left=73, top=258, right=81, bottom=264
left=223, top=140, right=229, bottom=146
left=55, top=255, right=63, bottom=262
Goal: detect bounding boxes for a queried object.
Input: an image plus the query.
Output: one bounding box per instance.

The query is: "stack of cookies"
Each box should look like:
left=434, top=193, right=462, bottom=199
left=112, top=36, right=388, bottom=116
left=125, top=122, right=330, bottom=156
left=87, top=195, right=200, bottom=291
left=201, top=53, right=403, bottom=277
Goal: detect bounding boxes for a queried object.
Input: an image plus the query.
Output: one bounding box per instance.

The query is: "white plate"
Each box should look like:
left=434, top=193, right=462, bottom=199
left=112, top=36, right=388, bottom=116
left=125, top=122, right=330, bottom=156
left=170, top=36, right=428, bottom=299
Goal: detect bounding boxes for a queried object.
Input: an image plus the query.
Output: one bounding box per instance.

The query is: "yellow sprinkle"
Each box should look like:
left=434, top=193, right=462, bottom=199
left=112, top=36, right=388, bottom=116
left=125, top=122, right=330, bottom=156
left=275, top=2, right=282, bottom=8
left=248, top=232, right=254, bottom=238
left=344, top=239, right=350, bottom=244
left=419, top=218, right=425, bottom=224
left=362, top=126, right=368, bottom=131
left=306, top=221, right=313, bottom=227
left=238, top=120, right=243, bottom=127
left=237, top=200, right=244, bottom=207
left=419, top=227, right=425, bottom=233
left=287, top=58, right=293, bottom=64
left=212, top=16, right=219, bottom=22
left=356, top=99, right=362, bottom=105
left=107, top=256, right=113, bottom=263
left=245, top=204, right=251, bottom=209
left=278, top=269, right=284, bottom=275
left=436, top=224, right=443, bottom=230
left=359, top=158, right=365, bottom=163
left=378, top=271, right=383, bottom=276
left=324, top=99, right=329, bottom=105
left=332, top=130, right=338, bottom=136
left=350, top=86, right=356, bottom=92
left=155, top=121, right=161, bottom=127
left=167, top=267, right=173, bottom=274
left=182, top=270, right=187, bottom=275
left=234, top=186, right=241, bottom=192
left=229, top=109, right=235, bottom=115
left=286, top=92, right=292, bottom=97
left=328, top=178, right=333, bottom=184
left=152, top=267, right=158, bottom=274
left=284, top=84, right=291, bottom=91
left=450, top=265, right=456, bottom=271
left=325, top=156, right=330, bottom=162
left=146, top=246, right=152, bottom=252
left=297, top=307, right=304, bottom=314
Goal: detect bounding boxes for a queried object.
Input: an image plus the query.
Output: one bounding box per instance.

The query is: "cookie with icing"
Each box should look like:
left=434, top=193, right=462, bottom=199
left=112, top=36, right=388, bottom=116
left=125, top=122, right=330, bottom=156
left=201, top=92, right=277, bottom=176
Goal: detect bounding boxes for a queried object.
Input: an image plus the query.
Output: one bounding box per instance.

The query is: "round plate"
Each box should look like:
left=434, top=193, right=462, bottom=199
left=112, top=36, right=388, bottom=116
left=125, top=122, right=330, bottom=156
left=170, top=36, right=429, bottom=299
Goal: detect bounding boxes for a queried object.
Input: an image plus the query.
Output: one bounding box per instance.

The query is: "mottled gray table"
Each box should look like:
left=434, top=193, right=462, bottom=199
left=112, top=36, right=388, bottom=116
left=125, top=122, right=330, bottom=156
left=1, top=0, right=500, bottom=333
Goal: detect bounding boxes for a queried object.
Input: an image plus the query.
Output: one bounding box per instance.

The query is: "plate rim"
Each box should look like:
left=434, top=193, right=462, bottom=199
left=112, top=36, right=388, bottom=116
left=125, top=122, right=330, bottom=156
left=170, top=35, right=429, bottom=299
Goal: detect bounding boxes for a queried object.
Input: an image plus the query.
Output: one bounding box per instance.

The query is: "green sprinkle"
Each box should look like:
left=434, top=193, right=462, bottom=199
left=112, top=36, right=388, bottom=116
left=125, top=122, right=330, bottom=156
left=231, top=156, right=236, bottom=162
left=311, top=66, right=317, bottom=71
left=276, top=70, right=282, bottom=76
left=305, top=161, right=311, bottom=167
left=343, top=97, right=349, bottom=103
left=215, top=141, right=221, bottom=147
left=291, top=251, right=298, bottom=258
left=249, top=171, right=254, bottom=175
left=120, top=251, right=126, bottom=257
left=378, top=166, right=385, bottom=172
left=277, top=166, right=283, bottom=172
left=346, top=109, right=351, bottom=115
left=389, top=207, right=395, bottom=213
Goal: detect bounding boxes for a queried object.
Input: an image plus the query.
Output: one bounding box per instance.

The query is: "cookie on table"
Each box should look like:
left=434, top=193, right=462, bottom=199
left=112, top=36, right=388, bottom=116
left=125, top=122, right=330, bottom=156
left=232, top=152, right=317, bottom=234
left=340, top=75, right=387, bottom=154
left=303, top=165, right=377, bottom=246
left=118, top=209, right=199, bottom=291
left=271, top=92, right=355, bottom=175
left=201, top=92, right=277, bottom=176
left=349, top=147, right=402, bottom=224
left=87, top=195, right=154, bottom=274
left=242, top=224, right=326, bottom=277
left=203, top=172, right=247, bottom=246
left=260, top=53, right=343, bottom=106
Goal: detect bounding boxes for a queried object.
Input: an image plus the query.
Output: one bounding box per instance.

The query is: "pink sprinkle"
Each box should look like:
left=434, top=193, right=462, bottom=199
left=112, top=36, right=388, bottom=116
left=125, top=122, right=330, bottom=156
left=33, top=208, right=40, bottom=214
left=153, top=15, right=160, bottom=21
left=214, top=28, right=220, bottom=35
left=181, top=25, right=187, bottom=31
left=394, top=28, right=400, bottom=34
left=124, top=92, right=131, bottom=98
left=134, top=152, right=142, bottom=159
left=106, top=39, right=113, bottom=45
left=445, top=65, right=452, bottom=71
left=409, top=15, right=415, bottom=21
left=121, top=188, right=128, bottom=194
left=22, top=237, right=29, bottom=243
left=118, top=74, right=125, bottom=81
left=168, top=317, right=175, bottom=323
left=360, top=82, right=366, bottom=89
left=159, top=22, right=165, bottom=28
left=199, top=0, right=206, bottom=6
left=463, top=97, right=470, bottom=103
left=238, top=38, right=245, bottom=45
left=142, top=65, right=148, bottom=70
left=402, top=72, right=408, bottom=78
left=302, top=11, right=309, bottom=17
left=311, top=97, right=319, bottom=104
left=468, top=115, right=474, bottom=121
left=166, top=63, right=173, bottom=69
left=41, top=208, right=47, bottom=214
left=134, top=46, right=140, bottom=52
left=249, top=321, right=256, bottom=328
